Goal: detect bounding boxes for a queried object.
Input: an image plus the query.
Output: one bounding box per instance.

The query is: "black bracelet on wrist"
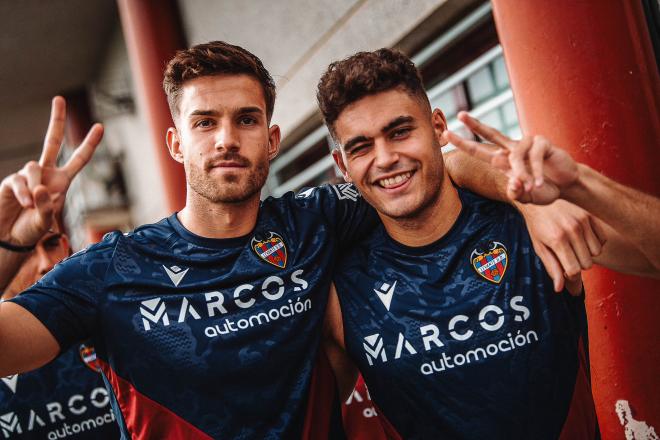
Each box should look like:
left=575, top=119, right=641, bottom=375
left=0, top=239, right=36, bottom=252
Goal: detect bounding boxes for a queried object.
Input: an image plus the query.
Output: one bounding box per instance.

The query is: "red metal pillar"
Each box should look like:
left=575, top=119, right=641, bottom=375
left=117, top=0, right=187, bottom=212
left=491, top=1, right=660, bottom=438
left=64, top=90, right=94, bottom=146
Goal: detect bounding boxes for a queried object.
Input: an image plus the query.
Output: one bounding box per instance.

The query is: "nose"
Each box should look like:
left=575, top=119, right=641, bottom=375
left=214, top=121, right=240, bottom=151
left=373, top=139, right=400, bottom=170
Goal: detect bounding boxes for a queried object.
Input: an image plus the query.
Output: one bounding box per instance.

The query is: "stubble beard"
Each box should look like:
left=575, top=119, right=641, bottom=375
left=187, top=157, right=269, bottom=204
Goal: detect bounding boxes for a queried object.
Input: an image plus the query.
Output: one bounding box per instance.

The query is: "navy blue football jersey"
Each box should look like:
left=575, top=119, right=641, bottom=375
left=334, top=189, right=598, bottom=440
left=0, top=341, right=118, bottom=439
left=9, top=184, right=373, bottom=439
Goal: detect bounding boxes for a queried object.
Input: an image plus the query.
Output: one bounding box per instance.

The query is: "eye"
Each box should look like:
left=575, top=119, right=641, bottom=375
left=42, top=235, right=61, bottom=250
left=238, top=116, right=257, bottom=126
left=346, top=143, right=370, bottom=157
left=391, top=127, right=412, bottom=139
left=194, top=119, right=214, bottom=128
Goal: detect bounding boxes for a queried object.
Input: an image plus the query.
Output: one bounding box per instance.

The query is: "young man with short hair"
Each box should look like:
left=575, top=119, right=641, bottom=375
left=0, top=41, right=605, bottom=439
left=317, top=48, right=659, bottom=440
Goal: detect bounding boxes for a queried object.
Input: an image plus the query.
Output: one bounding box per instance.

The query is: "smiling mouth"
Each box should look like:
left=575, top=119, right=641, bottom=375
left=376, top=171, right=413, bottom=189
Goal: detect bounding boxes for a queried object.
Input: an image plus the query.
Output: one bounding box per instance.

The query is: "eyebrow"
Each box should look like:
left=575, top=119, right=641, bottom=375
left=188, top=107, right=264, bottom=118
left=343, top=115, right=415, bottom=152
left=382, top=115, right=414, bottom=133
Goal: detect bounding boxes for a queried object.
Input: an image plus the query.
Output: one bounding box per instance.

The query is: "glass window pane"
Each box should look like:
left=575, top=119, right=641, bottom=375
left=467, top=66, right=496, bottom=105
left=492, top=55, right=510, bottom=90
left=507, top=125, right=522, bottom=139
left=502, top=99, right=518, bottom=127
left=479, top=109, right=505, bottom=133
left=431, top=90, right=459, bottom=118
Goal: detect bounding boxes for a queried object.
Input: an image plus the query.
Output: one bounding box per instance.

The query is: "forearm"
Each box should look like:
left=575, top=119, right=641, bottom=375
left=444, top=150, right=510, bottom=202
left=563, top=164, right=660, bottom=267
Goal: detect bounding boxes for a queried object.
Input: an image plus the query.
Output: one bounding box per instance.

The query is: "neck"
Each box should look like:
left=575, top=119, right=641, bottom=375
left=380, top=173, right=462, bottom=247
left=178, top=190, right=260, bottom=239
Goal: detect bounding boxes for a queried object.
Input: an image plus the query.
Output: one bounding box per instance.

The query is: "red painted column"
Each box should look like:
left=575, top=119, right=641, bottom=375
left=64, top=90, right=94, bottom=146
left=117, top=0, right=187, bottom=212
left=491, top=1, right=660, bottom=438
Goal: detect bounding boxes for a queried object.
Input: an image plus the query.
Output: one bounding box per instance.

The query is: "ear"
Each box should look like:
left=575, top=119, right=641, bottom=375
left=431, top=108, right=448, bottom=146
left=331, top=149, right=352, bottom=183
left=166, top=127, right=184, bottom=164
left=267, top=124, right=281, bottom=161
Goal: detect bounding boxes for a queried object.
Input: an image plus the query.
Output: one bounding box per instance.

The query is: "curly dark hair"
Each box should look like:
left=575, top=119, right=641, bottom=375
left=163, top=41, right=276, bottom=122
left=316, top=48, right=429, bottom=138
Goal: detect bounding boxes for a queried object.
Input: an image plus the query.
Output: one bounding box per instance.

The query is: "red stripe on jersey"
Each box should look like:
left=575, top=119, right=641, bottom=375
left=559, top=337, right=598, bottom=440
left=301, top=350, right=338, bottom=439
left=98, top=360, right=212, bottom=439
left=342, top=375, right=389, bottom=440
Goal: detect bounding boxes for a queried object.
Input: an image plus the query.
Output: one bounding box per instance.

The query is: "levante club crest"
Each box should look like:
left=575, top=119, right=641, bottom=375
left=252, top=232, right=287, bottom=268
left=471, top=241, right=508, bottom=283
left=79, top=343, right=101, bottom=372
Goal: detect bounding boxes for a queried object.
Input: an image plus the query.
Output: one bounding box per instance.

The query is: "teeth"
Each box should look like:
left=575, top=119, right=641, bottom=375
left=378, top=172, right=412, bottom=188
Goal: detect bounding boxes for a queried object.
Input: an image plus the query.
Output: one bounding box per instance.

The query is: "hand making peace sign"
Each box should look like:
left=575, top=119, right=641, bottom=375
left=445, top=111, right=579, bottom=205
left=0, top=96, right=103, bottom=247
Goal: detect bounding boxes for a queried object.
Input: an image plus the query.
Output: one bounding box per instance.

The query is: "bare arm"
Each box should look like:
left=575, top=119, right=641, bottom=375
left=323, top=283, right=359, bottom=401
left=0, top=302, right=60, bottom=376
left=446, top=111, right=659, bottom=278
left=564, top=165, right=660, bottom=272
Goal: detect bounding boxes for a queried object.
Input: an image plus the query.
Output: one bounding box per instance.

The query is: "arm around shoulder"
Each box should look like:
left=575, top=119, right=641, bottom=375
left=563, top=164, right=660, bottom=275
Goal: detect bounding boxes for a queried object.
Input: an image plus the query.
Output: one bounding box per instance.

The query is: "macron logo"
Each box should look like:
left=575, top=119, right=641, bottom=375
left=0, top=375, right=17, bottom=394
left=163, top=265, right=189, bottom=287
left=374, top=280, right=397, bottom=311
left=140, top=298, right=169, bottom=331
left=0, top=412, right=21, bottom=436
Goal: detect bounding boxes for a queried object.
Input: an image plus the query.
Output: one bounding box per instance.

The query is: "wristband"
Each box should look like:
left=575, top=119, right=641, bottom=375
left=0, top=239, right=36, bottom=252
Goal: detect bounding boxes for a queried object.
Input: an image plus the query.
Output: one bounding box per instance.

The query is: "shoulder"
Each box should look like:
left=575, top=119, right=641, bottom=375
left=262, top=183, right=363, bottom=220
left=265, top=183, right=361, bottom=207
left=459, top=188, right=521, bottom=226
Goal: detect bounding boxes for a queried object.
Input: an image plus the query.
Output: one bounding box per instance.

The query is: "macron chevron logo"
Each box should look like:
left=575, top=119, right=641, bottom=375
left=331, top=183, right=360, bottom=202
left=1, top=375, right=17, bottom=394
left=374, top=280, right=397, bottom=311
left=0, top=412, right=21, bottom=436
left=163, top=265, right=189, bottom=287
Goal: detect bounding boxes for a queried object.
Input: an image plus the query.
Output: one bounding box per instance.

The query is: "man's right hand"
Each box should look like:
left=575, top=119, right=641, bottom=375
left=0, top=96, right=103, bottom=247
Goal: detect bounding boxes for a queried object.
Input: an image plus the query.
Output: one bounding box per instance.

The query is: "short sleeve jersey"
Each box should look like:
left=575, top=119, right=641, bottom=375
left=9, top=184, right=373, bottom=440
left=333, top=189, right=598, bottom=440
left=0, top=342, right=119, bottom=439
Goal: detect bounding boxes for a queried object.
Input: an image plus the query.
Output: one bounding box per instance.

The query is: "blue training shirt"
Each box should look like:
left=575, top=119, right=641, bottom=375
left=333, top=189, right=598, bottom=440
left=0, top=342, right=119, bottom=439
left=9, top=184, right=373, bottom=440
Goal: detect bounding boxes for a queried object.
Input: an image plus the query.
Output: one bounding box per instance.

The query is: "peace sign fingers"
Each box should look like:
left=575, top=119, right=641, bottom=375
left=444, top=129, right=509, bottom=168
left=39, top=96, right=67, bottom=168
left=457, top=111, right=515, bottom=150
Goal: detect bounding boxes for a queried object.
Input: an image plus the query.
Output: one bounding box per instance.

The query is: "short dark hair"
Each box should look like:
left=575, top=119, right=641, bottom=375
left=163, top=41, right=276, bottom=122
left=316, top=48, right=429, bottom=138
